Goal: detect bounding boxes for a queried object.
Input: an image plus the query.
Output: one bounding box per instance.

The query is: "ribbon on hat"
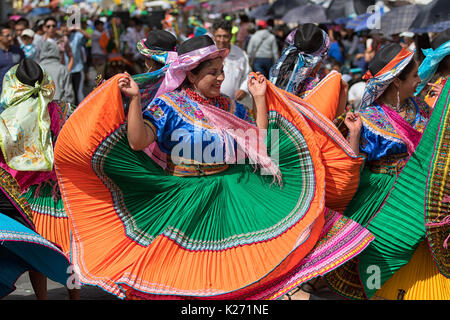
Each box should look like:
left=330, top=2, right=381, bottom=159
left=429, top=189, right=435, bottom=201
left=415, top=40, right=450, bottom=95
left=357, top=48, right=415, bottom=111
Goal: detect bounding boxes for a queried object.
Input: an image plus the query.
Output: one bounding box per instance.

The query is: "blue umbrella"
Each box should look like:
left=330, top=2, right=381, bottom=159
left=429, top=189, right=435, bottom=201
left=412, top=20, right=450, bottom=34
left=27, top=7, right=52, bottom=17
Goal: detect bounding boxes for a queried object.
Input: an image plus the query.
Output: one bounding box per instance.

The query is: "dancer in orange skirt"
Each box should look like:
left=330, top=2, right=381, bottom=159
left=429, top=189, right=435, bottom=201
left=55, top=35, right=375, bottom=300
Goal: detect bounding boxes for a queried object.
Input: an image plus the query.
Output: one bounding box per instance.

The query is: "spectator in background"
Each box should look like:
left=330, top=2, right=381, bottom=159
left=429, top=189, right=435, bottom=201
left=212, top=19, right=252, bottom=107
left=328, top=27, right=346, bottom=65
left=39, top=40, right=75, bottom=104
left=0, top=24, right=24, bottom=93
left=273, top=23, right=290, bottom=56
left=32, top=19, right=45, bottom=48
left=14, top=18, right=29, bottom=46
left=67, top=26, right=87, bottom=105
left=236, top=14, right=250, bottom=49
left=36, top=17, right=74, bottom=73
left=20, top=29, right=37, bottom=60
left=124, top=17, right=146, bottom=74
left=247, top=20, right=279, bottom=78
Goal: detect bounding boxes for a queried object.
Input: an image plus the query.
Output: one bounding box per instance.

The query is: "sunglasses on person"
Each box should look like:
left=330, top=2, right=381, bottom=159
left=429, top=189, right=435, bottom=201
left=45, top=24, right=57, bottom=29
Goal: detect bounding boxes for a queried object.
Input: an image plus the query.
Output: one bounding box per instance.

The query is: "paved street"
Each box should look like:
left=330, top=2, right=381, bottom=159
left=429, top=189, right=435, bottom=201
left=3, top=273, right=345, bottom=300
left=3, top=273, right=117, bottom=300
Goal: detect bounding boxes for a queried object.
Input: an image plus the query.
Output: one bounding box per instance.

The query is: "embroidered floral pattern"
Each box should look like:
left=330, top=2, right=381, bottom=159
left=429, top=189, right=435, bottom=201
left=162, top=91, right=210, bottom=124
left=361, top=98, right=429, bottom=137
left=146, top=104, right=165, bottom=121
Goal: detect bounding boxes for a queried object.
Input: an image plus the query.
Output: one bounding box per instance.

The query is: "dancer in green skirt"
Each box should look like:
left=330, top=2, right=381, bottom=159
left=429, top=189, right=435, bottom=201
left=325, top=43, right=449, bottom=300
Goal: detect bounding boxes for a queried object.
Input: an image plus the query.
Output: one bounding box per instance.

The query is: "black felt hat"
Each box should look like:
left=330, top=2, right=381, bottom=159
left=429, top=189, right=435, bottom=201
left=143, top=30, right=177, bottom=51
left=294, top=23, right=325, bottom=54
left=368, top=43, right=403, bottom=76
left=431, top=28, right=450, bottom=50
left=15, top=58, right=43, bottom=86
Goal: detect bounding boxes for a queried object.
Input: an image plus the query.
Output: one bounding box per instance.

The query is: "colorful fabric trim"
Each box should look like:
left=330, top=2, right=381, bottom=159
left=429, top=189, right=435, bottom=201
left=358, top=49, right=415, bottom=111
left=416, top=40, right=450, bottom=95
left=267, top=209, right=374, bottom=300
left=424, top=82, right=450, bottom=277
left=136, top=39, right=177, bottom=64
left=367, top=152, right=409, bottom=175
left=165, top=156, right=230, bottom=177
left=0, top=167, right=34, bottom=229
left=358, top=97, right=430, bottom=162
left=0, top=65, right=55, bottom=172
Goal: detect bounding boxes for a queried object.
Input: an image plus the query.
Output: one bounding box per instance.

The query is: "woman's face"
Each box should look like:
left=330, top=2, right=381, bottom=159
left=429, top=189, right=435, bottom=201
left=397, top=62, right=420, bottom=100
left=187, top=57, right=225, bottom=98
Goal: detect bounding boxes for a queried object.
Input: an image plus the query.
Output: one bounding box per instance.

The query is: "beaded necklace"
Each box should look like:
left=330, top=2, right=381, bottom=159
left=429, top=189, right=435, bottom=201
left=185, top=87, right=231, bottom=112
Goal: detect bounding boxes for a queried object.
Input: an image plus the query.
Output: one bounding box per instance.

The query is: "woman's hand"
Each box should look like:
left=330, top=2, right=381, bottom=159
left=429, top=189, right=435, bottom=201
left=248, top=73, right=268, bottom=129
left=248, top=72, right=267, bottom=98
left=119, top=73, right=140, bottom=98
left=344, top=111, right=362, bottom=155
left=344, top=111, right=362, bottom=133
left=427, top=82, right=444, bottom=97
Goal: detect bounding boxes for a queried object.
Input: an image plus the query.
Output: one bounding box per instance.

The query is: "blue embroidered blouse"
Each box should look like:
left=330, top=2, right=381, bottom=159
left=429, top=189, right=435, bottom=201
left=142, top=90, right=254, bottom=163
left=359, top=97, right=430, bottom=162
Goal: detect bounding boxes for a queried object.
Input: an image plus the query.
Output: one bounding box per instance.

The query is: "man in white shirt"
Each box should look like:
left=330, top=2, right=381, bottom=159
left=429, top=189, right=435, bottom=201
left=124, top=17, right=146, bottom=73
left=212, top=20, right=252, bottom=107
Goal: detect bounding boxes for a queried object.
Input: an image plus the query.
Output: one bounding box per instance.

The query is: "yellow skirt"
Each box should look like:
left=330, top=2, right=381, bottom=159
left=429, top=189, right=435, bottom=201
left=373, top=241, right=450, bottom=300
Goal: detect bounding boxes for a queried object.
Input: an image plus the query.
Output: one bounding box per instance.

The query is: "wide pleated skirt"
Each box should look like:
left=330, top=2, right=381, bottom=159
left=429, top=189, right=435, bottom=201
left=325, top=77, right=450, bottom=300
left=373, top=241, right=450, bottom=300
left=54, top=74, right=373, bottom=299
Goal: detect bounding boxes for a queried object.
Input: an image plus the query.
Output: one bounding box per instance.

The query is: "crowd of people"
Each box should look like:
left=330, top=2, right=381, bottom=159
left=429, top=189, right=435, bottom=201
left=0, top=6, right=449, bottom=301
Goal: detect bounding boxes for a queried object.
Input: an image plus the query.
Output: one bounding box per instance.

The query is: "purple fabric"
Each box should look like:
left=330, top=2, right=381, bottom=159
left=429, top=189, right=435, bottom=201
left=154, top=45, right=228, bottom=100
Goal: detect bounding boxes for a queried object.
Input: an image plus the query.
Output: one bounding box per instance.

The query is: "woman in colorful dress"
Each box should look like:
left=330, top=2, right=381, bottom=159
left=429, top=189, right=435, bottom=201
left=415, top=28, right=450, bottom=108
left=0, top=58, right=73, bottom=299
left=268, top=23, right=356, bottom=298
left=325, top=43, right=450, bottom=300
left=54, top=35, right=375, bottom=300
